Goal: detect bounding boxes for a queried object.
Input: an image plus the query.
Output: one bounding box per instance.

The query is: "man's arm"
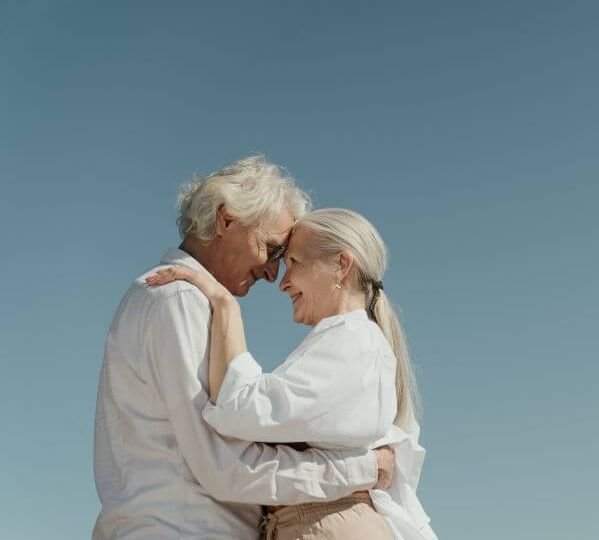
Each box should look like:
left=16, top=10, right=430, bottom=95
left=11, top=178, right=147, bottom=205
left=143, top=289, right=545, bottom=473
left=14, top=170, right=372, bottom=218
left=146, top=291, right=384, bottom=504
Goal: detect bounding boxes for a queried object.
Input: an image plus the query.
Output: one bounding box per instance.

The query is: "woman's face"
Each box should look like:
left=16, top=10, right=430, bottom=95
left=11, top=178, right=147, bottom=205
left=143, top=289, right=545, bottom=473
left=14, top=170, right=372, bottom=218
left=279, top=227, right=339, bottom=326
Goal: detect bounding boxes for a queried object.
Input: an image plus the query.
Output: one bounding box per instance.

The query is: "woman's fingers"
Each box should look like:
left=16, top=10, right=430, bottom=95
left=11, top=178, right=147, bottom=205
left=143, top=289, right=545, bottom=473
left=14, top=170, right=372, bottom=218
left=146, top=265, right=232, bottom=306
left=145, top=266, right=188, bottom=286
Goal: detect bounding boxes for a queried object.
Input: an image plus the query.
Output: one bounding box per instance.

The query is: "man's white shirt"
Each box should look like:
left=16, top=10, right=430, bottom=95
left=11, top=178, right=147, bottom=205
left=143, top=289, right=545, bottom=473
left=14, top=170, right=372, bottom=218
left=93, top=248, right=377, bottom=540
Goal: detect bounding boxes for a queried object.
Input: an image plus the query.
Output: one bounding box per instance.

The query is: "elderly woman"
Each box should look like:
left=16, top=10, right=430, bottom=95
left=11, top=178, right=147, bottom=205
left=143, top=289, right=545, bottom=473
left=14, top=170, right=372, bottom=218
left=147, top=209, right=437, bottom=540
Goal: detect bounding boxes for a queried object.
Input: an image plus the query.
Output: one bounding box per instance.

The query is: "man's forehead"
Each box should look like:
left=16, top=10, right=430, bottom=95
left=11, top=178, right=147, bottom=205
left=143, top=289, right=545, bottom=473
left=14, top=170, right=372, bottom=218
left=266, top=226, right=292, bottom=244
left=264, top=210, right=295, bottom=242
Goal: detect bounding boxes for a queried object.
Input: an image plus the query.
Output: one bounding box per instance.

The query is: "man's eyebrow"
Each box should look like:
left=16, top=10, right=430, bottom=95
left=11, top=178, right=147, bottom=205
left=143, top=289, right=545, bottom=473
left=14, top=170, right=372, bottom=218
left=270, top=224, right=294, bottom=236
left=266, top=242, right=287, bottom=260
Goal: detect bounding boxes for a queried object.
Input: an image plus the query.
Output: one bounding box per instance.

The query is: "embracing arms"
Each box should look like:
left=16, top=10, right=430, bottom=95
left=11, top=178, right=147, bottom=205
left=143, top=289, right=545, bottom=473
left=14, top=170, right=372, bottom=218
left=145, top=289, right=386, bottom=504
left=146, top=266, right=395, bottom=491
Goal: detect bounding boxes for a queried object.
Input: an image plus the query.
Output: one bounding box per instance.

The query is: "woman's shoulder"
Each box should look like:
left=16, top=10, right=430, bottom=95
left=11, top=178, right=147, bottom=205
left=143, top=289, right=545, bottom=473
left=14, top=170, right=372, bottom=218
left=303, top=309, right=388, bottom=356
left=308, top=309, right=365, bottom=337
left=276, top=310, right=394, bottom=378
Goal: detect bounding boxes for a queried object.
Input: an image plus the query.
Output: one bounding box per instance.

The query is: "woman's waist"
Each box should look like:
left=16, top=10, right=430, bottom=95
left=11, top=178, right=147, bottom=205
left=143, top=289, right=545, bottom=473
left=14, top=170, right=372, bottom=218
left=264, top=490, right=373, bottom=519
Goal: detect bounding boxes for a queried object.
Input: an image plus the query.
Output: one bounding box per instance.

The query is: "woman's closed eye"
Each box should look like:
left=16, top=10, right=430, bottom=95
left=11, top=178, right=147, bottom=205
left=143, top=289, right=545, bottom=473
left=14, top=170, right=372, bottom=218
left=283, top=256, right=299, bottom=269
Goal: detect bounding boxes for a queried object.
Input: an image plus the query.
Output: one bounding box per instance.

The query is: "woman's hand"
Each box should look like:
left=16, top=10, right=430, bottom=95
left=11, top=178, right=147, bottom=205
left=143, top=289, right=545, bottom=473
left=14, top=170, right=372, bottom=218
left=146, top=266, right=233, bottom=306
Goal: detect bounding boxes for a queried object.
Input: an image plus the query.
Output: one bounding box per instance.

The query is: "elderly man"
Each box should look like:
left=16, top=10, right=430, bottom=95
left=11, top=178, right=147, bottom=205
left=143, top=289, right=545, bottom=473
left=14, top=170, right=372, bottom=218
left=93, top=156, right=393, bottom=540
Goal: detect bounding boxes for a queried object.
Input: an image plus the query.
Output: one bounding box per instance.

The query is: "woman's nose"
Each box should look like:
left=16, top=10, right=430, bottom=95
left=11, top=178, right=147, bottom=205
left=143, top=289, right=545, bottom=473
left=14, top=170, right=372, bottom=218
left=279, top=269, right=290, bottom=291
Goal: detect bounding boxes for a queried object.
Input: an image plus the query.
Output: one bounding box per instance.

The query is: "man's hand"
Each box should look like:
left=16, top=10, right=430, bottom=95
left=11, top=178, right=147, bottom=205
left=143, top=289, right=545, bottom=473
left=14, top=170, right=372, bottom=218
left=373, top=445, right=395, bottom=490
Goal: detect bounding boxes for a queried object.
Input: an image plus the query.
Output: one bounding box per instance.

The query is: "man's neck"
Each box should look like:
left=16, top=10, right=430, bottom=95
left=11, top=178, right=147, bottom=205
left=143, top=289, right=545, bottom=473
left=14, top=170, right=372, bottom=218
left=179, top=237, right=214, bottom=275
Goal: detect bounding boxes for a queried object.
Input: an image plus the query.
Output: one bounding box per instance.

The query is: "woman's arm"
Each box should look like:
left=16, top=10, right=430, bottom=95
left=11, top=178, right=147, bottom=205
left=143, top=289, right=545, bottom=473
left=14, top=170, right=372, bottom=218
left=203, top=323, right=397, bottom=447
left=207, top=295, right=247, bottom=400
left=147, top=268, right=395, bottom=448
left=146, top=266, right=247, bottom=402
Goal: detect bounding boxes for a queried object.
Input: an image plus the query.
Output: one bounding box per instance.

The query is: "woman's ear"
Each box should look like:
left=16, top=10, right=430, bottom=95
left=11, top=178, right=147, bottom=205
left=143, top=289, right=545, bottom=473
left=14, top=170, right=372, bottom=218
left=338, top=251, right=354, bottom=283
left=215, top=205, right=235, bottom=236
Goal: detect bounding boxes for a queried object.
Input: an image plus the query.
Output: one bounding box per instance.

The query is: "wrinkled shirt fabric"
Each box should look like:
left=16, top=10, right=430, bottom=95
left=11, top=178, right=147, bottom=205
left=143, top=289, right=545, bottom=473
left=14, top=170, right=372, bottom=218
left=203, top=309, right=438, bottom=540
left=93, top=248, right=377, bottom=540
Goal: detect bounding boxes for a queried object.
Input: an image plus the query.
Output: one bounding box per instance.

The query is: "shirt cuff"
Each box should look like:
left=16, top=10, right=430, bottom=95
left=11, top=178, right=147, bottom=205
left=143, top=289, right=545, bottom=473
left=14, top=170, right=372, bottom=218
left=216, top=351, right=262, bottom=406
left=346, top=449, right=378, bottom=490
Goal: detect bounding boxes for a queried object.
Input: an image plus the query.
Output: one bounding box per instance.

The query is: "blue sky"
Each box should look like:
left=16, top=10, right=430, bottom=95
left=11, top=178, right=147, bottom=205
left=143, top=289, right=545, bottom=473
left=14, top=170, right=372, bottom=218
left=1, top=2, right=597, bottom=538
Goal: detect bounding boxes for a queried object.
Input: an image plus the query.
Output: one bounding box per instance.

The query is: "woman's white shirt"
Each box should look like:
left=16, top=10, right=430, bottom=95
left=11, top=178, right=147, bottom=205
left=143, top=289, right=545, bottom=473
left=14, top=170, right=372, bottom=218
left=203, top=309, right=438, bottom=540
left=204, top=309, right=396, bottom=449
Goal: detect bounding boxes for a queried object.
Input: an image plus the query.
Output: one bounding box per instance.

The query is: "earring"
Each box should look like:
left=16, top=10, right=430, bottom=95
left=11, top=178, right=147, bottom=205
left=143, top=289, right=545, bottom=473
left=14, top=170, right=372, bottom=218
left=335, top=281, right=343, bottom=289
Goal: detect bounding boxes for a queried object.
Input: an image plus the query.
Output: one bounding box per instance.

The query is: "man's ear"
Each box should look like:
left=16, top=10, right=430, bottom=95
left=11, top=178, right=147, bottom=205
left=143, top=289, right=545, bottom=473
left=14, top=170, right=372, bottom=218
left=338, top=251, right=354, bottom=283
left=215, top=205, right=235, bottom=236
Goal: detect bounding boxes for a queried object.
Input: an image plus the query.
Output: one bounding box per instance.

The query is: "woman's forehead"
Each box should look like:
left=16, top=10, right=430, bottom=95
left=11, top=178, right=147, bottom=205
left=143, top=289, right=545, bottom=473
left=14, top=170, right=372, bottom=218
left=287, top=228, right=323, bottom=264
left=288, top=226, right=311, bottom=249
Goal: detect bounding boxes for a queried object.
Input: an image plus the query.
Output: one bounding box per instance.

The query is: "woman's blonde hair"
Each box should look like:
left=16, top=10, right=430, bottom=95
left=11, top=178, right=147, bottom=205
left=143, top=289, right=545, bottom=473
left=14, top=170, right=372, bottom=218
left=296, top=208, right=420, bottom=427
left=178, top=155, right=311, bottom=241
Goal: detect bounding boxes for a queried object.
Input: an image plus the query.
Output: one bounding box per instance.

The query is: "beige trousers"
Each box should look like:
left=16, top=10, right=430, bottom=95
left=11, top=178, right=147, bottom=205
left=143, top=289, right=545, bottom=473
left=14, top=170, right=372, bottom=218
left=260, top=493, right=394, bottom=540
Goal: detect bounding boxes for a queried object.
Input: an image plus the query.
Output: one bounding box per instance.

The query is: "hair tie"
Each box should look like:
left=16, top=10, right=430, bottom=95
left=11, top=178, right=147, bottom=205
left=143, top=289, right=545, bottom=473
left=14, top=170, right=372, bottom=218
left=367, top=280, right=383, bottom=321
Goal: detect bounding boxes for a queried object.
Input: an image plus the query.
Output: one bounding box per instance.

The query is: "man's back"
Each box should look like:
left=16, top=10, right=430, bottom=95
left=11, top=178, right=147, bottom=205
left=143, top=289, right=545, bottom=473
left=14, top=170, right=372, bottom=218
left=93, top=251, right=261, bottom=540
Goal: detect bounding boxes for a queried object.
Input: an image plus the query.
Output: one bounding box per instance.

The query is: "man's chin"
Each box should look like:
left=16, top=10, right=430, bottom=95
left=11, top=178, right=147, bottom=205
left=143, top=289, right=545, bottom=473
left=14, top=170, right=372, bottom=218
left=235, top=281, right=252, bottom=297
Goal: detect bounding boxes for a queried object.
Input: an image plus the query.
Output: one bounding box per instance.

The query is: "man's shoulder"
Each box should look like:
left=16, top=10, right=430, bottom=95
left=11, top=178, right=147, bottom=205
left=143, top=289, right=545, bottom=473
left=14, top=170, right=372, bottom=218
left=128, top=263, right=211, bottom=313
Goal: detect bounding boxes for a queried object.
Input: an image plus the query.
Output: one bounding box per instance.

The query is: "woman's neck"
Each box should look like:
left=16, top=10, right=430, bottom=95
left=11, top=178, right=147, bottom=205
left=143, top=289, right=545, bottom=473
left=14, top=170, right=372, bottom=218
left=314, top=290, right=366, bottom=325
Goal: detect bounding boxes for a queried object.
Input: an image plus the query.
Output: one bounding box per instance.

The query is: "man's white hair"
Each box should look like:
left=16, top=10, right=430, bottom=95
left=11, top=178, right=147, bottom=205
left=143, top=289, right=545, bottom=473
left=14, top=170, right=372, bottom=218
left=178, top=155, right=311, bottom=241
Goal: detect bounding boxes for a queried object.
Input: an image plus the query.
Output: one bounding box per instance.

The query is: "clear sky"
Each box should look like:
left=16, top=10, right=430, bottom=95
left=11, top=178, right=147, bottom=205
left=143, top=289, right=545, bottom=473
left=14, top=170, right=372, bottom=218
left=1, top=1, right=597, bottom=539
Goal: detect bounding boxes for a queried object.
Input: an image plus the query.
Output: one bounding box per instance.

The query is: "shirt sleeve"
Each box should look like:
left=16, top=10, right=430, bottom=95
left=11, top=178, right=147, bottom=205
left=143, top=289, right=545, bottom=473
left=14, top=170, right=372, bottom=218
left=202, top=321, right=397, bottom=448
left=146, top=291, right=377, bottom=505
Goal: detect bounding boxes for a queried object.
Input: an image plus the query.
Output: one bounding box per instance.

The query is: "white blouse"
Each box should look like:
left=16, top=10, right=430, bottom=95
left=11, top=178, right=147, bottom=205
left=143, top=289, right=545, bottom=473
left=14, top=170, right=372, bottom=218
left=203, top=309, right=438, bottom=540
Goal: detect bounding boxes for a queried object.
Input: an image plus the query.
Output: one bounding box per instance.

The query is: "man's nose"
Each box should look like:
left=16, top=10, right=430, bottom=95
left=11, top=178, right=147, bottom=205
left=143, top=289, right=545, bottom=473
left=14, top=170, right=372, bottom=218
left=261, top=259, right=280, bottom=283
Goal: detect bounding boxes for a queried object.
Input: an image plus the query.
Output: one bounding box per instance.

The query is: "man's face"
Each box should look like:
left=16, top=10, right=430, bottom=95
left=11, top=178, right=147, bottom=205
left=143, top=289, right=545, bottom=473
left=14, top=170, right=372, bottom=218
left=216, top=208, right=294, bottom=296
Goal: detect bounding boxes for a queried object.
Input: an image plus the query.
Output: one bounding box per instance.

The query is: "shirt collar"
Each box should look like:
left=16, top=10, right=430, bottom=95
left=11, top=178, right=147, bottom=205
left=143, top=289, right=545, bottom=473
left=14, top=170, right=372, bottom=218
left=311, top=309, right=368, bottom=333
left=160, top=247, right=206, bottom=272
